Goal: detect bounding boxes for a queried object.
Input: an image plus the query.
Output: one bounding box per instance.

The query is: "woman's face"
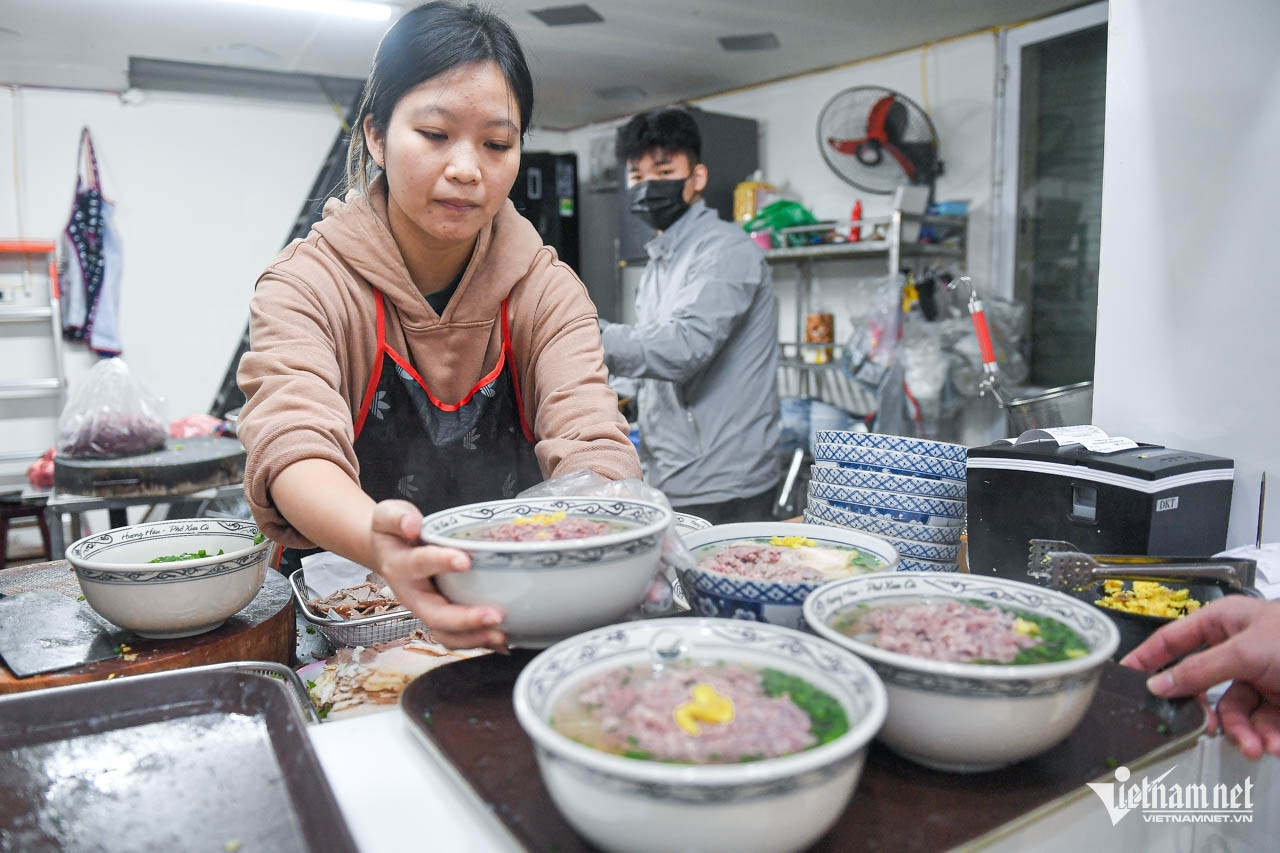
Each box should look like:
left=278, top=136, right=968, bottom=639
left=365, top=61, right=522, bottom=253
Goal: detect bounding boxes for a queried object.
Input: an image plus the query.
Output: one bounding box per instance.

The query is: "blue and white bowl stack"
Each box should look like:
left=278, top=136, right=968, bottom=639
left=804, top=431, right=966, bottom=572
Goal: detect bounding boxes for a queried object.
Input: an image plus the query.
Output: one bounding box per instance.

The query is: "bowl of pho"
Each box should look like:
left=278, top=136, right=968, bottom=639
left=513, top=617, right=887, bottom=853
left=678, top=522, right=898, bottom=630
left=419, top=497, right=671, bottom=648
left=804, top=573, right=1119, bottom=772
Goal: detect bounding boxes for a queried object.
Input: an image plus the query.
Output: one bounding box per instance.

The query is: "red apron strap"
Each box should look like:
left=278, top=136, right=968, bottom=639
left=353, top=289, right=389, bottom=438
left=501, top=298, right=535, bottom=444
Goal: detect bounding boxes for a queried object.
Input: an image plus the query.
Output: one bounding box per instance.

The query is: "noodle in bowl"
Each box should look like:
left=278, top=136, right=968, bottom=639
left=513, top=618, right=887, bottom=853
left=804, top=573, right=1120, bottom=772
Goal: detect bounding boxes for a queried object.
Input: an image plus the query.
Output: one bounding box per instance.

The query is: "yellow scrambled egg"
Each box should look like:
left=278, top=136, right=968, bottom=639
left=770, top=535, right=817, bottom=549
left=674, top=683, right=735, bottom=736
left=512, top=510, right=567, bottom=527
left=1095, top=579, right=1202, bottom=618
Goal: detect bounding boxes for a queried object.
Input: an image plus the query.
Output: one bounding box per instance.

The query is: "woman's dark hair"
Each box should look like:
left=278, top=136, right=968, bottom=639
left=345, top=1, right=534, bottom=196
left=615, top=107, right=702, bottom=168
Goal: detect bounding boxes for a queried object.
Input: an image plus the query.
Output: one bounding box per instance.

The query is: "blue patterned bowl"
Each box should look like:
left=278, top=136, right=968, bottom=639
left=66, top=518, right=271, bottom=639
left=804, top=573, right=1119, bottom=772
left=420, top=497, right=672, bottom=648
left=802, top=511, right=961, bottom=564
left=805, top=497, right=964, bottom=545
left=813, top=431, right=968, bottom=462
left=806, top=483, right=964, bottom=528
left=807, top=481, right=966, bottom=521
left=677, top=522, right=898, bottom=630
left=513, top=618, right=887, bottom=853
left=894, top=555, right=960, bottom=573
left=811, top=442, right=967, bottom=482
left=809, top=462, right=967, bottom=500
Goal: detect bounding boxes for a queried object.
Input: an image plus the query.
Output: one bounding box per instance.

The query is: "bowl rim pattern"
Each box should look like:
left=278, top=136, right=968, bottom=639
left=681, top=522, right=900, bottom=589
left=421, top=497, right=672, bottom=570
left=811, top=443, right=967, bottom=481
left=813, top=431, right=969, bottom=461
left=803, top=573, right=1120, bottom=697
left=805, top=498, right=963, bottom=545
left=66, top=518, right=269, bottom=577
left=513, top=617, right=888, bottom=797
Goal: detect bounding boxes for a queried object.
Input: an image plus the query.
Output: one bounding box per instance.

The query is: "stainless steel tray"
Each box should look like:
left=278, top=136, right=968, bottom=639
left=0, top=662, right=356, bottom=853
left=288, top=567, right=425, bottom=647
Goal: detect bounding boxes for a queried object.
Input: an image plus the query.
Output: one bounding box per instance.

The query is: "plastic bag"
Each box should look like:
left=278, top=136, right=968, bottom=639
left=743, top=200, right=820, bottom=248
left=519, top=469, right=694, bottom=616
left=170, top=413, right=227, bottom=439
left=56, top=357, right=168, bottom=458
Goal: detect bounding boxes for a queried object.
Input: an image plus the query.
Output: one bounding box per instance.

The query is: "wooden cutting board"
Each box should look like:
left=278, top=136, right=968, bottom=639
left=0, top=559, right=294, bottom=694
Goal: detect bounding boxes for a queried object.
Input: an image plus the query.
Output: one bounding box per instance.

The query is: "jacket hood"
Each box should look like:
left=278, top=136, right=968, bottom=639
left=311, top=175, right=547, bottom=324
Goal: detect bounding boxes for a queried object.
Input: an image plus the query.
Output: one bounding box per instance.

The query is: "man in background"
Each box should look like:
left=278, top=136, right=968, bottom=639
left=600, top=107, right=781, bottom=523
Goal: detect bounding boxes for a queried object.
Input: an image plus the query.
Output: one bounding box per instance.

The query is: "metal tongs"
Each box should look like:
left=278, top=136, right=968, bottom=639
left=1027, top=538, right=1257, bottom=593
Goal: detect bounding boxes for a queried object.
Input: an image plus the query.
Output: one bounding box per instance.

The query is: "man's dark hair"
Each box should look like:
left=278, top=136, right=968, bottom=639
left=615, top=107, right=702, bottom=167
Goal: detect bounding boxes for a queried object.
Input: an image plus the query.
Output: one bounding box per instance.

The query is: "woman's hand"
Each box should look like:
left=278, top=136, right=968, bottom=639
left=1120, top=596, right=1280, bottom=759
left=368, top=499, right=508, bottom=652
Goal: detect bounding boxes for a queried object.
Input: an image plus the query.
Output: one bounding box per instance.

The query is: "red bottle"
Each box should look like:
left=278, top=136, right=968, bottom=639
left=849, top=199, right=862, bottom=242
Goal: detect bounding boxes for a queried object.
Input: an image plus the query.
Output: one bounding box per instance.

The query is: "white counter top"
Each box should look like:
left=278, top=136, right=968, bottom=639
left=308, top=710, right=519, bottom=852
left=309, top=705, right=1277, bottom=852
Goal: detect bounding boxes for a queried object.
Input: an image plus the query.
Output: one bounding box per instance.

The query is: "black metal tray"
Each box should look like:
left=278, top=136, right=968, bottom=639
left=0, top=662, right=356, bottom=853
left=401, top=653, right=1206, bottom=853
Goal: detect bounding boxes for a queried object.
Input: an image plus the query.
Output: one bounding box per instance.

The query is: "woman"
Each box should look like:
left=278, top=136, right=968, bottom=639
left=236, top=1, right=641, bottom=651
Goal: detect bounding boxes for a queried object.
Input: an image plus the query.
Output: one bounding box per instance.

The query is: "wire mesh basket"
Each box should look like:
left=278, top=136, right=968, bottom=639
left=288, top=568, right=425, bottom=647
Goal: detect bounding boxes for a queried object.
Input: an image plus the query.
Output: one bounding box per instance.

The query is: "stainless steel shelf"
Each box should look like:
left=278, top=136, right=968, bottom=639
left=766, top=240, right=963, bottom=263
left=0, top=303, right=54, bottom=320
left=0, top=306, right=54, bottom=322
left=0, top=378, right=62, bottom=399
left=0, top=449, right=44, bottom=463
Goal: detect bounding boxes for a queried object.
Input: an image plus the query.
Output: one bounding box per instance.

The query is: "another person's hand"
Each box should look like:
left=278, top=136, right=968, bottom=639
left=1120, top=596, right=1280, bottom=759
left=368, top=499, right=508, bottom=652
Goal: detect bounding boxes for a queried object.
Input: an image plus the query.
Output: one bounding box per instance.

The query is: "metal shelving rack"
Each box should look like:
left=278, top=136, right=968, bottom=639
left=0, top=241, right=66, bottom=469
left=767, top=210, right=968, bottom=364
left=764, top=212, right=967, bottom=517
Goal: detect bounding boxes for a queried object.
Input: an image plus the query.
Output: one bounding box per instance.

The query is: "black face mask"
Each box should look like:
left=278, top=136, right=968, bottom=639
left=627, top=178, right=690, bottom=232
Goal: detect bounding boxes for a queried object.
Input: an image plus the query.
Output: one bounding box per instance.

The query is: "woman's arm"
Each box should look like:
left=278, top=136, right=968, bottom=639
left=272, top=457, right=508, bottom=651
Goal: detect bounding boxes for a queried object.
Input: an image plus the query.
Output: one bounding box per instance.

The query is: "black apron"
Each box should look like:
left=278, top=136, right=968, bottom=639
left=281, top=290, right=543, bottom=574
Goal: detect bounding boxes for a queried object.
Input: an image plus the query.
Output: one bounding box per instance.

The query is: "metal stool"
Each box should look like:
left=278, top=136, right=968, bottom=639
left=0, top=499, right=53, bottom=568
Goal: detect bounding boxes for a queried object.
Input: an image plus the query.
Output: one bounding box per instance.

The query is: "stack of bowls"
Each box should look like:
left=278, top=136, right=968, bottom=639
left=804, top=430, right=966, bottom=572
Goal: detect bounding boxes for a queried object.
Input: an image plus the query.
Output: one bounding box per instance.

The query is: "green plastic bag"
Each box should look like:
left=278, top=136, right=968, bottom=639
left=743, top=200, right=819, bottom=247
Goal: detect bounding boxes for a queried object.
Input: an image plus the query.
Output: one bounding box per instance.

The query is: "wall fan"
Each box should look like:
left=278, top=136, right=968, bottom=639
left=817, top=86, right=943, bottom=195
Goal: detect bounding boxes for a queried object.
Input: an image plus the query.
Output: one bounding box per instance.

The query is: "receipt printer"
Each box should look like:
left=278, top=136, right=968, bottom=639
left=966, top=438, right=1235, bottom=580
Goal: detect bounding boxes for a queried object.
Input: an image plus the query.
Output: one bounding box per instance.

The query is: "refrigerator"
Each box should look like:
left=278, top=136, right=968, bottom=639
left=509, top=151, right=580, bottom=272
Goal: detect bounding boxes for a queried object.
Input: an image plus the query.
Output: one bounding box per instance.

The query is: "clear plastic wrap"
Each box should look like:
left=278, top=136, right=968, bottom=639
left=56, top=357, right=168, bottom=458
left=518, top=469, right=693, bottom=615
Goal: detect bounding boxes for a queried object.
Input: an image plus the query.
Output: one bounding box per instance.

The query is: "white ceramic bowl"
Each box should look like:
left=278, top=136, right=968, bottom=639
left=673, top=512, right=712, bottom=538
left=513, top=618, right=888, bottom=853
left=677, top=522, right=898, bottom=630
left=420, top=497, right=671, bottom=648
left=804, top=573, right=1120, bottom=773
left=66, top=519, right=271, bottom=639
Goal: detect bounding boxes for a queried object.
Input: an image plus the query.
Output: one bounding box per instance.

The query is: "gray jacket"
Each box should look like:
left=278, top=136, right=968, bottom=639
left=602, top=200, right=780, bottom=505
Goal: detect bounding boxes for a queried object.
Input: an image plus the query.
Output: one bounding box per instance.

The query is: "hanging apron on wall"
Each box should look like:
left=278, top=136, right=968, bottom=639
left=280, top=289, right=544, bottom=574
left=60, top=127, right=123, bottom=356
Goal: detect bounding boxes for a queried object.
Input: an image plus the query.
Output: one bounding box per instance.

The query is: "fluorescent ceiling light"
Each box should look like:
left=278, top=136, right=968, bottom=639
left=219, top=0, right=395, bottom=21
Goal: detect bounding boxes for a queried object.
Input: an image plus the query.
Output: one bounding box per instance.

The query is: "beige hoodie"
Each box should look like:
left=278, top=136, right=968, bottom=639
left=237, top=179, right=640, bottom=547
